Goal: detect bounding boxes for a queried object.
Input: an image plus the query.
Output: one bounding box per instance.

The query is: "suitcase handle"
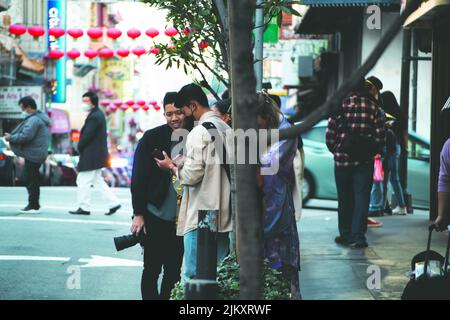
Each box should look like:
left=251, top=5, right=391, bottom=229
left=424, top=224, right=450, bottom=277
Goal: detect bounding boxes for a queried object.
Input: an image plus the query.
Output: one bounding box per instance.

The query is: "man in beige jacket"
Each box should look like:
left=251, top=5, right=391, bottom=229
left=155, top=83, right=232, bottom=282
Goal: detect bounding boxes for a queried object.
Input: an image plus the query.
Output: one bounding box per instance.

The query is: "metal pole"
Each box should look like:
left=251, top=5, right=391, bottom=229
left=184, top=210, right=219, bottom=300
left=411, top=29, right=418, bottom=132
left=254, top=0, right=264, bottom=91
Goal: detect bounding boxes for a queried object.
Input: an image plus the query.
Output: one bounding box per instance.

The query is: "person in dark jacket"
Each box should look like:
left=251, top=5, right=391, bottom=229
left=69, top=92, right=120, bottom=216
left=130, top=92, right=186, bottom=300
left=4, top=96, right=50, bottom=213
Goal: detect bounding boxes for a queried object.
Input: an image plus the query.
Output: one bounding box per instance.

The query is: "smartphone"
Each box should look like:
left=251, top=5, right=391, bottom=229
left=152, top=148, right=164, bottom=160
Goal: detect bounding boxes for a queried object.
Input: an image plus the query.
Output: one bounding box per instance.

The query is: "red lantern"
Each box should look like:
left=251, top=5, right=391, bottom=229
left=199, top=41, right=209, bottom=50
left=84, top=49, right=98, bottom=59
left=149, top=47, right=160, bottom=55
left=87, top=28, right=103, bottom=39
left=142, top=104, right=150, bottom=112
left=127, top=28, right=141, bottom=40
left=66, top=49, right=81, bottom=60
left=154, top=105, right=161, bottom=111
left=49, top=27, right=65, bottom=38
left=120, top=104, right=129, bottom=112
left=132, top=46, right=146, bottom=57
left=125, top=100, right=135, bottom=107
left=136, top=100, right=146, bottom=106
left=113, top=99, right=123, bottom=107
left=28, top=25, right=45, bottom=39
left=132, top=105, right=140, bottom=112
left=48, top=49, right=65, bottom=60
left=107, top=28, right=122, bottom=40
left=100, top=99, right=110, bottom=107
left=67, top=28, right=83, bottom=39
left=145, top=28, right=159, bottom=38
left=9, top=24, right=27, bottom=37
left=116, top=48, right=130, bottom=58
left=149, top=100, right=157, bottom=106
left=108, top=104, right=117, bottom=112
left=164, top=27, right=178, bottom=37
left=99, top=48, right=114, bottom=59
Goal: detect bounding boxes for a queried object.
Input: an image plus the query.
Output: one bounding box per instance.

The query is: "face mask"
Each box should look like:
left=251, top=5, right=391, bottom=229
left=21, top=111, right=29, bottom=119
left=82, top=104, right=92, bottom=112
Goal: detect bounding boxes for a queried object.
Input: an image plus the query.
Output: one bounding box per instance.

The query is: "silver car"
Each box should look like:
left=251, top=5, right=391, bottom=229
left=301, top=121, right=430, bottom=209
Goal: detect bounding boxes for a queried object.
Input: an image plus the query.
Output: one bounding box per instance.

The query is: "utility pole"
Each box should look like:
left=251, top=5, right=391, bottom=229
left=254, top=0, right=264, bottom=91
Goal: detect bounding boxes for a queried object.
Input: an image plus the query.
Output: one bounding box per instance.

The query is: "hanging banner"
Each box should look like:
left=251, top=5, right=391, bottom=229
left=47, top=0, right=67, bottom=103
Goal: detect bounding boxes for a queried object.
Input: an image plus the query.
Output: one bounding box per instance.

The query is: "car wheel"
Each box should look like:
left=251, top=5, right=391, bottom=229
left=302, top=171, right=315, bottom=205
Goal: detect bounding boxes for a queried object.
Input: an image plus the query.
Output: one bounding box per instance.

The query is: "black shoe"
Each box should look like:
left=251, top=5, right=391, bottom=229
left=351, top=241, right=368, bottom=249
left=69, top=208, right=90, bottom=215
left=19, top=205, right=40, bottom=214
left=105, top=204, right=121, bottom=216
left=335, top=236, right=351, bottom=246
left=384, top=207, right=392, bottom=215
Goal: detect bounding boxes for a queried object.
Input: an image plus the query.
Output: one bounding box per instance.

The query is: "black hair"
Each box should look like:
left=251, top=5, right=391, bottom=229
left=174, top=83, right=209, bottom=109
left=163, top=92, right=178, bottom=107
left=213, top=98, right=231, bottom=115
left=18, top=96, right=37, bottom=110
left=82, top=91, right=99, bottom=107
left=269, top=94, right=282, bottom=109
left=221, top=89, right=229, bottom=100
left=366, top=76, right=383, bottom=92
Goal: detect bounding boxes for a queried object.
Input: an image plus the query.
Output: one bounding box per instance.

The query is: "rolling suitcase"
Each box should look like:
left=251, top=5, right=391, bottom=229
left=402, top=225, right=450, bottom=300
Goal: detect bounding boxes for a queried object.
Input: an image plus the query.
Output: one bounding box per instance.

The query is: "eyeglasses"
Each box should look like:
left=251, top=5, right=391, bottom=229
left=164, top=110, right=184, bottom=117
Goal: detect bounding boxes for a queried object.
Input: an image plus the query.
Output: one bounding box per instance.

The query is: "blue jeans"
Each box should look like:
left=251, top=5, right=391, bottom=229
left=369, top=180, right=384, bottom=212
left=335, top=163, right=373, bottom=243
left=182, top=229, right=230, bottom=283
left=387, top=144, right=406, bottom=208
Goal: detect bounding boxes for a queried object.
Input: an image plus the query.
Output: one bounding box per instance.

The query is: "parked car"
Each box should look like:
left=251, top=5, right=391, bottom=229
left=301, top=120, right=430, bottom=209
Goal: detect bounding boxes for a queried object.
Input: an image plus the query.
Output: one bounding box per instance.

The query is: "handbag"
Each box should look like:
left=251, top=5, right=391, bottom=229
left=373, top=158, right=384, bottom=182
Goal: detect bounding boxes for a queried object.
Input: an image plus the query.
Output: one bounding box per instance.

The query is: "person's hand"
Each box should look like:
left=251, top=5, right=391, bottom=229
left=4, top=133, right=10, bottom=142
left=374, top=154, right=382, bottom=160
left=155, top=151, right=174, bottom=171
left=131, top=215, right=146, bottom=235
left=434, top=215, right=449, bottom=232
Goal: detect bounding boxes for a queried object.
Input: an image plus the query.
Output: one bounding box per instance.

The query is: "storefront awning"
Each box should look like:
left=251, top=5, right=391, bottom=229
left=0, top=33, right=44, bottom=74
left=404, top=0, right=450, bottom=27
left=301, top=0, right=399, bottom=6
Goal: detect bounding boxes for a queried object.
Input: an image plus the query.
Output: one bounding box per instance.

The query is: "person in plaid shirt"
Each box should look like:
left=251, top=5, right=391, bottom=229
left=326, top=78, right=386, bottom=248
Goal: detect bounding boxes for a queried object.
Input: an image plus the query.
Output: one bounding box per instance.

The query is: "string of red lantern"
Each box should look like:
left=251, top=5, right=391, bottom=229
left=101, top=99, right=161, bottom=113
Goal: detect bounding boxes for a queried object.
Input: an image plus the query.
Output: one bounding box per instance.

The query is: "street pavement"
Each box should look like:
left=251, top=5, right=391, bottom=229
left=1, top=188, right=449, bottom=300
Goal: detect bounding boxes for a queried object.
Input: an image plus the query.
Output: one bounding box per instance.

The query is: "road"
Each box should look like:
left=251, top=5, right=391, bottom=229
left=0, top=187, right=142, bottom=300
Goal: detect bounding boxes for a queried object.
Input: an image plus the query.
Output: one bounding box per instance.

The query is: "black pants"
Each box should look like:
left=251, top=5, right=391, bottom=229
left=24, top=160, right=41, bottom=208
left=141, top=212, right=183, bottom=300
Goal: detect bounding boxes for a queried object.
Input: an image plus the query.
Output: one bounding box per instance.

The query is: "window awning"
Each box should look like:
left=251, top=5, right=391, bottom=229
left=404, top=0, right=450, bottom=28
left=300, top=0, right=399, bottom=6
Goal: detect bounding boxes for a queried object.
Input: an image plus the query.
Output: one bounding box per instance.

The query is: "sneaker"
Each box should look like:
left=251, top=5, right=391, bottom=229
left=351, top=241, right=368, bottom=249
left=384, top=207, right=393, bottom=215
left=367, top=217, right=383, bottom=228
left=392, top=206, right=407, bottom=215
left=19, top=205, right=40, bottom=214
left=69, top=208, right=91, bottom=215
left=105, top=204, right=121, bottom=216
left=335, top=236, right=351, bottom=246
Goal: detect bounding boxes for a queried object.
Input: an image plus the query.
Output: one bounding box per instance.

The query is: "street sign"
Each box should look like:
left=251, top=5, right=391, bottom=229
left=0, top=86, right=45, bottom=117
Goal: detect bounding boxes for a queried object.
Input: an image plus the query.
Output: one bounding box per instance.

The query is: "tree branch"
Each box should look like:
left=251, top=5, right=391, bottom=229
left=278, top=0, right=422, bottom=141
left=194, top=64, right=221, bottom=101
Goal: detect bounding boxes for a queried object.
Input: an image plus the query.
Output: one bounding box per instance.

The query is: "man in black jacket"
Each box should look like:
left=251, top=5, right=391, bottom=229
left=69, top=92, right=121, bottom=216
left=130, top=92, right=186, bottom=300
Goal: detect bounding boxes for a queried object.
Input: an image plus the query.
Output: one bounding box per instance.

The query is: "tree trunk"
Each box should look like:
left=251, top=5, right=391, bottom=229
left=228, top=0, right=263, bottom=300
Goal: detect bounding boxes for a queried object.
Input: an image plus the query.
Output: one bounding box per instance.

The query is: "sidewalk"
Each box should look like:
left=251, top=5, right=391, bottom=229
left=298, top=202, right=449, bottom=300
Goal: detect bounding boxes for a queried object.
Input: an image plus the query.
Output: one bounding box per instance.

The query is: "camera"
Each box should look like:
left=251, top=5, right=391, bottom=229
left=113, top=232, right=144, bottom=251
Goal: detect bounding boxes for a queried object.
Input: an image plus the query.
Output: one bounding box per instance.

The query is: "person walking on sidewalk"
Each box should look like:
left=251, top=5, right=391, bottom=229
left=4, top=96, right=50, bottom=213
left=69, top=92, right=120, bottom=216
left=130, top=92, right=186, bottom=300
left=326, top=79, right=386, bottom=248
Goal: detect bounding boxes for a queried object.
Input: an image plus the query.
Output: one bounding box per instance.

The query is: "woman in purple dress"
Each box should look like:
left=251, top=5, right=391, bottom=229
left=256, top=92, right=301, bottom=299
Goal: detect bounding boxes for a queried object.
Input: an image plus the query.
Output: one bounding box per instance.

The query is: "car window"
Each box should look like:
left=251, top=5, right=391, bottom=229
left=302, top=127, right=326, bottom=144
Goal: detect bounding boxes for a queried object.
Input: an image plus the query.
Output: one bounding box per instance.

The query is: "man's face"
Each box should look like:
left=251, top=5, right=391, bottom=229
left=164, top=103, right=185, bottom=130
left=82, top=96, right=93, bottom=107
left=182, top=102, right=194, bottom=117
